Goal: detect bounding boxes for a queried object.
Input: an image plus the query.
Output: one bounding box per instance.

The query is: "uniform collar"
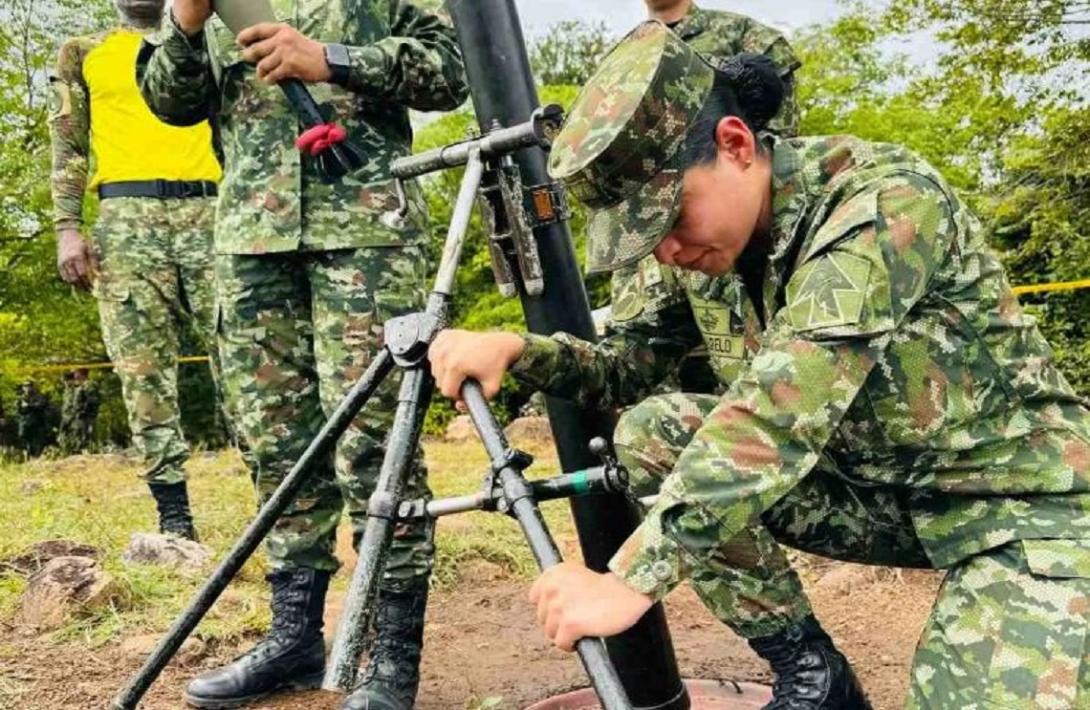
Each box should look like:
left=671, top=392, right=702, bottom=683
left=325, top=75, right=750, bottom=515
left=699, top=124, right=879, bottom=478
left=754, top=137, right=818, bottom=321
left=671, top=3, right=710, bottom=41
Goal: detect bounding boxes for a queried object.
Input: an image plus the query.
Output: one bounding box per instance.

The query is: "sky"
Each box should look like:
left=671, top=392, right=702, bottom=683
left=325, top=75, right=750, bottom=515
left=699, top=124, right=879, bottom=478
left=513, top=0, right=845, bottom=38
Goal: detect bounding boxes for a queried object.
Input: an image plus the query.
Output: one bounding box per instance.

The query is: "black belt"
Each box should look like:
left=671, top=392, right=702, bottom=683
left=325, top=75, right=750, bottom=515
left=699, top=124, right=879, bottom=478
left=98, top=180, right=218, bottom=200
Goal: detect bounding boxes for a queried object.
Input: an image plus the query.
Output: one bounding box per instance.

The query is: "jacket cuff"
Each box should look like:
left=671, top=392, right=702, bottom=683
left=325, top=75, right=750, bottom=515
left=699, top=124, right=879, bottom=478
left=509, top=333, right=565, bottom=390
left=607, top=507, right=688, bottom=602
left=345, top=44, right=391, bottom=94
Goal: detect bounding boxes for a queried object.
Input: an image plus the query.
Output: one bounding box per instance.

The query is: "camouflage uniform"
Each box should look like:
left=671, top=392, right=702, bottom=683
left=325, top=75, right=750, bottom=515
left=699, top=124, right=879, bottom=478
left=515, top=23, right=1090, bottom=707
left=609, top=3, right=801, bottom=394
left=49, top=29, right=224, bottom=485
left=15, top=382, right=59, bottom=457
left=58, top=371, right=101, bottom=454
left=137, top=1, right=468, bottom=579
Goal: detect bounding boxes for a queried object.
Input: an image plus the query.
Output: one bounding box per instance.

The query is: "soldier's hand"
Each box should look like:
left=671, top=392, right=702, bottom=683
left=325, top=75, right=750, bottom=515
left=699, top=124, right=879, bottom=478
left=428, top=330, right=525, bottom=410
left=172, top=0, right=212, bottom=36
left=238, top=23, right=332, bottom=84
left=529, top=563, right=654, bottom=652
left=57, top=229, right=97, bottom=291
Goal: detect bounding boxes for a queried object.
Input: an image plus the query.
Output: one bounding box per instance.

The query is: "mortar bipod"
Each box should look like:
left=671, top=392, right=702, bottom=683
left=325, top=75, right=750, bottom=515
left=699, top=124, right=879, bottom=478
left=386, top=105, right=569, bottom=298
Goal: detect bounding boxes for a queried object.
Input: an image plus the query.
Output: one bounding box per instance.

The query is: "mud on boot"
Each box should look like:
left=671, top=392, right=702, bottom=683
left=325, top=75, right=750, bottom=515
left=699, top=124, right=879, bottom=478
left=342, top=580, right=429, bottom=710
left=148, top=481, right=199, bottom=541
left=184, top=568, right=330, bottom=709
left=747, top=614, right=871, bottom=710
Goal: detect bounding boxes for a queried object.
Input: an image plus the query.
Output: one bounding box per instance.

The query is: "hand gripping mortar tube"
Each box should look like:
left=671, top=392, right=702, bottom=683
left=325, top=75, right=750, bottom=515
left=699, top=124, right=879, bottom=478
left=214, top=0, right=365, bottom=181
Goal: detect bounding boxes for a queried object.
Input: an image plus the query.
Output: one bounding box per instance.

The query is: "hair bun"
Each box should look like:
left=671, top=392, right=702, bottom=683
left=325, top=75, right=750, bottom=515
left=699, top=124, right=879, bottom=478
left=718, top=53, right=785, bottom=131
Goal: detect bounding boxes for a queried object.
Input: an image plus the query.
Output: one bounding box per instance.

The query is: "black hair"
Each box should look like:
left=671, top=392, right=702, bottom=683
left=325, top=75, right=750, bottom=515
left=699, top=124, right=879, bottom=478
left=677, top=53, right=786, bottom=168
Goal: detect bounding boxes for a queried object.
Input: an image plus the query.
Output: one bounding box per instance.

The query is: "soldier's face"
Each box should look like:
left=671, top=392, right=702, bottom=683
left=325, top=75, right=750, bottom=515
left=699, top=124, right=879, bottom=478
left=645, top=0, right=689, bottom=15
left=653, top=118, right=771, bottom=276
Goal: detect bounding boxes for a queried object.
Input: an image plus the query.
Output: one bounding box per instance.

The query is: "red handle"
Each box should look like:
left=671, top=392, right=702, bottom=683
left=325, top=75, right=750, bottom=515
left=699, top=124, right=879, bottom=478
left=295, top=123, right=347, bottom=156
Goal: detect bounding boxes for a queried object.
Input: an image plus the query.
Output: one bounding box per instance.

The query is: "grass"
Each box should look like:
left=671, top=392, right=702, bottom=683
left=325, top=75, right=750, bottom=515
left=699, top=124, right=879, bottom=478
left=0, top=439, right=577, bottom=648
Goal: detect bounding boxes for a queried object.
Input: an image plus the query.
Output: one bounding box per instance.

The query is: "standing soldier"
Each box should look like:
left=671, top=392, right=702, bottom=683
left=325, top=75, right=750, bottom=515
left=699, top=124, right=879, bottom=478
left=49, top=0, right=225, bottom=541
left=430, top=22, right=1090, bottom=709
left=58, top=368, right=101, bottom=455
left=15, top=381, right=59, bottom=458
left=610, top=0, right=801, bottom=394
left=138, top=2, right=467, bottom=708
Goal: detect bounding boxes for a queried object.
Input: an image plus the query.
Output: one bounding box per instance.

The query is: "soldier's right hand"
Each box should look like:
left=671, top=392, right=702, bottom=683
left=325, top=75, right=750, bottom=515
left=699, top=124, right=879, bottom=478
left=173, top=0, right=212, bottom=36
left=428, top=329, right=526, bottom=410
left=56, top=229, right=97, bottom=291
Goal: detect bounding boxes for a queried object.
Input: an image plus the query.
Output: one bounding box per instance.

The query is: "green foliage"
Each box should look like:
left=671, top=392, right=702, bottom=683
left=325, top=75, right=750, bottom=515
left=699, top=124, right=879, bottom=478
left=793, top=2, right=1090, bottom=392
left=0, top=0, right=226, bottom=451
left=529, top=20, right=612, bottom=87
left=414, top=84, right=604, bottom=433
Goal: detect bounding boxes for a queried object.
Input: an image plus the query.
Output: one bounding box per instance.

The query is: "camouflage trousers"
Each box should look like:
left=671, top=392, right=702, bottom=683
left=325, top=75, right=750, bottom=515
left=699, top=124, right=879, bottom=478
left=93, top=195, right=223, bottom=485
left=617, top=393, right=1090, bottom=708
left=215, top=246, right=433, bottom=585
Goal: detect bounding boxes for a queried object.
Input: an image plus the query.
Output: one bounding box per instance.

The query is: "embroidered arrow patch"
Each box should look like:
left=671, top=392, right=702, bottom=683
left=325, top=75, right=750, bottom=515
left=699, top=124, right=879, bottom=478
left=786, top=252, right=871, bottom=332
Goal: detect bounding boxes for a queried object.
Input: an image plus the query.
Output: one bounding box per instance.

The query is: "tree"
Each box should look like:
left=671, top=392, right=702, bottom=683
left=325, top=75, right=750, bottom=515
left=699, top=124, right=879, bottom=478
left=529, top=20, right=613, bottom=87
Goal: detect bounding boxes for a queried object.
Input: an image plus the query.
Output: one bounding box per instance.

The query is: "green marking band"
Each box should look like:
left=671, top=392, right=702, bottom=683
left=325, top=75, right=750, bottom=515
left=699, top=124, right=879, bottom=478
left=571, top=470, right=589, bottom=495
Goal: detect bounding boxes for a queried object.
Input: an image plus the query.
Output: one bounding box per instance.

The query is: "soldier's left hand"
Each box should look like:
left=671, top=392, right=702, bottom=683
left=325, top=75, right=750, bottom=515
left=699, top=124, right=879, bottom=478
left=529, top=562, right=654, bottom=652
left=238, top=23, right=332, bottom=84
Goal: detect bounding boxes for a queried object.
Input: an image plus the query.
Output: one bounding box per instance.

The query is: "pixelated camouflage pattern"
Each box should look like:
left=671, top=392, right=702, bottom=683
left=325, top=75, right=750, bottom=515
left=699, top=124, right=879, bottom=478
left=609, top=261, right=763, bottom=390
left=48, top=32, right=103, bottom=231
left=215, top=246, right=433, bottom=582
left=512, top=135, right=1090, bottom=603
left=137, top=0, right=468, bottom=255
left=58, top=377, right=101, bottom=455
left=909, top=540, right=1090, bottom=709
left=93, top=197, right=222, bottom=484
left=606, top=3, right=802, bottom=387
left=548, top=21, right=713, bottom=274
left=622, top=394, right=1090, bottom=703
left=671, top=3, right=801, bottom=137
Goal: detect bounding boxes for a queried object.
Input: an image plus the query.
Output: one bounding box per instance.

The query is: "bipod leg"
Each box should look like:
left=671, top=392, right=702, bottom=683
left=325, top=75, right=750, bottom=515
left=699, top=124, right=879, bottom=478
left=324, top=363, right=434, bottom=691
left=111, top=349, right=396, bottom=710
left=323, top=137, right=486, bottom=693
left=462, top=382, right=633, bottom=710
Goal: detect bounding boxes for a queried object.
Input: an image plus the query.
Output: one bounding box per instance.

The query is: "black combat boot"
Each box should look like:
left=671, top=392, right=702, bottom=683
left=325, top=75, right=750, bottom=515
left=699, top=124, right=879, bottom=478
left=148, top=481, right=199, bottom=541
left=342, top=580, right=429, bottom=710
left=184, top=568, right=330, bottom=709
left=747, top=615, right=872, bottom=710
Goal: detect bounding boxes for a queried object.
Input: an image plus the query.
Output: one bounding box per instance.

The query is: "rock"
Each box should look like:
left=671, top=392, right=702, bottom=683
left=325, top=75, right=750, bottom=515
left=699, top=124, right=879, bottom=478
left=518, top=392, right=547, bottom=418
left=121, top=533, right=212, bottom=570
left=503, top=416, right=554, bottom=446
left=16, top=556, right=121, bottom=630
left=2, top=540, right=102, bottom=576
left=121, top=633, right=206, bottom=665
left=444, top=414, right=478, bottom=442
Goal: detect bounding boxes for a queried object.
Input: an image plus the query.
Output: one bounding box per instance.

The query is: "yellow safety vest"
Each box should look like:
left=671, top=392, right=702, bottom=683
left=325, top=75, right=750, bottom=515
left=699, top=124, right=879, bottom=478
left=83, top=29, right=221, bottom=187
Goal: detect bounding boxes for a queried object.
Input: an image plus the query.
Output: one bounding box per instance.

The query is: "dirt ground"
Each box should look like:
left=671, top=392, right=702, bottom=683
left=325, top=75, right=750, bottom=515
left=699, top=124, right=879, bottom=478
left=0, top=553, right=943, bottom=709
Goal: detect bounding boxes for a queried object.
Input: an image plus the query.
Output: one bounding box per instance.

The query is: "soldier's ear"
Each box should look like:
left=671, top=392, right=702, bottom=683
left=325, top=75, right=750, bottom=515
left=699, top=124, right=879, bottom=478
left=713, top=116, right=757, bottom=170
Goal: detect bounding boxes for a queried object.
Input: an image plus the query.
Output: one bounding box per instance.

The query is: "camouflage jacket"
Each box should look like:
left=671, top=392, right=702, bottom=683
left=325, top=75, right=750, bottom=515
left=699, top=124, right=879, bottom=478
left=49, top=28, right=222, bottom=233
left=513, top=136, right=1090, bottom=599
left=49, top=33, right=99, bottom=232
left=609, top=4, right=802, bottom=357
left=671, top=3, right=800, bottom=137
left=137, top=0, right=468, bottom=255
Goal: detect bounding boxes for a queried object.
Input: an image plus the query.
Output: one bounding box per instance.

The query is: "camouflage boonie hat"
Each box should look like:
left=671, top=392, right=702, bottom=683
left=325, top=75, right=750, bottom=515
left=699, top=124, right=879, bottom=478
left=548, top=21, right=714, bottom=274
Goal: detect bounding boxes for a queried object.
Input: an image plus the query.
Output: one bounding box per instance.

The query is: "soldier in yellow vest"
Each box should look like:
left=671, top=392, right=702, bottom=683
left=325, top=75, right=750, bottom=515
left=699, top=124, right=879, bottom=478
left=48, top=0, right=223, bottom=541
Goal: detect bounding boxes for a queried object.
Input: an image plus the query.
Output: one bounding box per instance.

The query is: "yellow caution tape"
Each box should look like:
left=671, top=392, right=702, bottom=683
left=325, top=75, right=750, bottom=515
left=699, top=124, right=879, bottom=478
left=14, top=355, right=210, bottom=375
left=12, top=278, right=1090, bottom=375
left=1012, top=279, right=1090, bottom=296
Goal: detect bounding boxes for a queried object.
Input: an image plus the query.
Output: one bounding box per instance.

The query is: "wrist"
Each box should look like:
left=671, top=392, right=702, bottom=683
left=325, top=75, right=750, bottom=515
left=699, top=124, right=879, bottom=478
left=324, top=43, right=350, bottom=86
left=501, top=332, right=527, bottom=367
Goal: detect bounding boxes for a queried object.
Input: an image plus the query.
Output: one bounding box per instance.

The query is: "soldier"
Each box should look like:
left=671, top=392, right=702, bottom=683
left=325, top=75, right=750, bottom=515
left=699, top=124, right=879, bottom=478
left=58, top=368, right=101, bottom=455
left=429, top=22, right=1090, bottom=709
left=14, top=381, right=59, bottom=458
left=49, top=0, right=226, bottom=541
left=610, top=0, right=801, bottom=395
left=138, top=1, right=467, bottom=708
